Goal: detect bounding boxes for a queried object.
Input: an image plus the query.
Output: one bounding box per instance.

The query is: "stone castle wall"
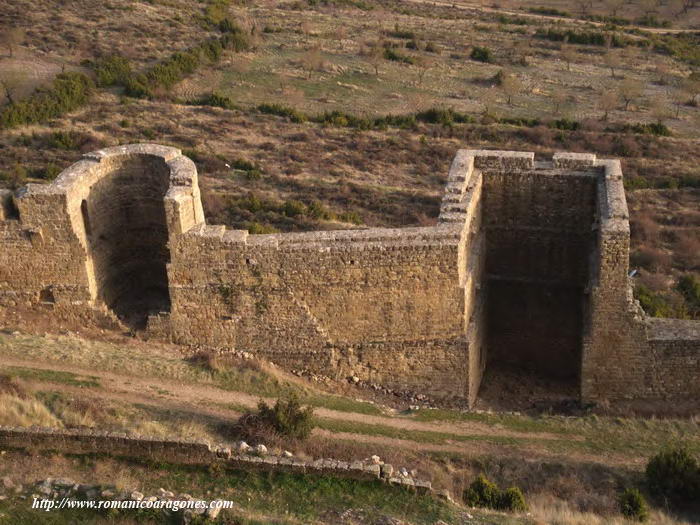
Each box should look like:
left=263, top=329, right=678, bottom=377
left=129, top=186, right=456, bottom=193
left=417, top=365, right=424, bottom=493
left=0, top=144, right=698, bottom=408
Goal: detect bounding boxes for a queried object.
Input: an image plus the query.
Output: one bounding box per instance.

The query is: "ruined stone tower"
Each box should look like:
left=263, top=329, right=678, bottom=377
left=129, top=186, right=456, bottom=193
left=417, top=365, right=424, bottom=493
left=0, top=144, right=698, bottom=406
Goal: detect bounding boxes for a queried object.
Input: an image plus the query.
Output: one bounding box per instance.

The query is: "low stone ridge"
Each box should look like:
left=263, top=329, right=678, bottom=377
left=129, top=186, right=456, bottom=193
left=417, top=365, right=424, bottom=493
left=0, top=426, right=438, bottom=498
left=0, top=144, right=698, bottom=408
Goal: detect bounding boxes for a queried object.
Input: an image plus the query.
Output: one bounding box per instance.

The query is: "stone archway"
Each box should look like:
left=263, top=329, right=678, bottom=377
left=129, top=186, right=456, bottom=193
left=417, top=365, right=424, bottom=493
left=80, top=153, right=173, bottom=329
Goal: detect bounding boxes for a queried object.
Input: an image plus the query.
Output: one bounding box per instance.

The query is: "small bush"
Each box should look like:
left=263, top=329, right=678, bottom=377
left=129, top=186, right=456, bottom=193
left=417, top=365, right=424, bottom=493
left=464, top=475, right=500, bottom=508
left=470, top=46, right=493, bottom=63
left=257, top=103, right=307, bottom=123
left=383, top=48, right=415, bottom=64
left=93, top=54, right=132, bottom=87
left=47, top=130, right=83, bottom=150
left=386, top=26, right=416, bottom=39
left=227, top=158, right=262, bottom=180
left=255, top=394, right=314, bottom=440
left=464, top=474, right=527, bottom=512
left=0, top=164, right=27, bottom=189
left=195, top=92, right=237, bottom=110
left=0, top=72, right=94, bottom=129
left=619, top=488, right=649, bottom=522
left=499, top=487, right=528, bottom=512
left=245, top=222, right=279, bottom=234
left=646, top=447, right=700, bottom=505
left=677, top=275, right=700, bottom=316
left=37, top=163, right=62, bottom=180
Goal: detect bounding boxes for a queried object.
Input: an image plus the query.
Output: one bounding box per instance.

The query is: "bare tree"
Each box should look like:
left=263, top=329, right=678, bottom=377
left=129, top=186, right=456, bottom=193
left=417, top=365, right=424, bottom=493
left=552, top=91, right=569, bottom=115
left=362, top=40, right=384, bottom=78
left=649, top=94, right=671, bottom=123
left=681, top=74, right=700, bottom=105
left=0, top=28, right=25, bottom=58
left=301, top=46, right=323, bottom=79
left=618, top=78, right=643, bottom=110
left=0, top=71, right=25, bottom=105
left=500, top=70, right=523, bottom=106
left=640, top=0, right=659, bottom=14
left=606, top=0, right=626, bottom=15
left=414, top=55, right=434, bottom=86
left=670, top=89, right=687, bottom=117
left=574, top=0, right=594, bottom=16
left=598, top=90, right=619, bottom=120
left=561, top=45, right=577, bottom=71
left=604, top=50, right=622, bottom=78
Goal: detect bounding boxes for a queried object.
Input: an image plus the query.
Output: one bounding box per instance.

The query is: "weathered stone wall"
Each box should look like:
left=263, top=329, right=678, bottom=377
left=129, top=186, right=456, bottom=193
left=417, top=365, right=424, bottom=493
left=0, top=425, right=435, bottom=493
left=481, top=162, right=597, bottom=380
left=0, top=145, right=698, bottom=408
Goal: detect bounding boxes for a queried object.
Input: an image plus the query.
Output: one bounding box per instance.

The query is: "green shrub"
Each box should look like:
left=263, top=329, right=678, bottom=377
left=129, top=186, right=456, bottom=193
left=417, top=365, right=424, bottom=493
left=93, top=54, right=132, bottom=87
left=424, top=41, right=438, bottom=53
left=528, top=6, right=570, bottom=17
left=619, top=488, right=649, bottom=522
left=464, top=475, right=500, bottom=508
left=535, top=28, right=633, bottom=47
left=677, top=275, right=700, bottom=316
left=37, top=163, right=62, bottom=180
left=257, top=103, right=308, bottom=123
left=383, top=48, right=415, bottom=64
left=47, top=130, right=83, bottom=150
left=470, top=46, right=493, bottom=63
left=646, top=447, right=700, bottom=505
left=635, top=285, right=676, bottom=318
left=387, top=26, right=416, bottom=39
left=245, top=222, right=279, bottom=234
left=0, top=164, right=27, bottom=188
left=625, top=122, right=672, bottom=137
left=306, top=200, right=333, bottom=220
left=195, top=92, right=237, bottom=110
left=256, top=394, right=314, bottom=440
left=124, top=34, right=246, bottom=99
left=0, top=72, right=94, bottom=129
left=338, top=211, right=362, bottom=225
left=415, top=107, right=474, bottom=125
left=282, top=200, right=306, bottom=217
left=228, top=158, right=262, bottom=180
left=498, top=487, right=528, bottom=512
left=464, top=474, right=527, bottom=512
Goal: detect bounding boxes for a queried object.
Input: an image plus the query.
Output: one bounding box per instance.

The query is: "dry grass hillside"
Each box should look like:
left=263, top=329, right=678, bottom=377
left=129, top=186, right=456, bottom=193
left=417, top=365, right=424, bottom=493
left=0, top=0, right=698, bottom=313
left=0, top=0, right=699, bottom=522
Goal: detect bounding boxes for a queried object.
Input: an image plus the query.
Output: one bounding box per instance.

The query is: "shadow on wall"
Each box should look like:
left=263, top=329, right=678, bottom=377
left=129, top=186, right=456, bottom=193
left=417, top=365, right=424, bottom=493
left=81, top=155, right=172, bottom=329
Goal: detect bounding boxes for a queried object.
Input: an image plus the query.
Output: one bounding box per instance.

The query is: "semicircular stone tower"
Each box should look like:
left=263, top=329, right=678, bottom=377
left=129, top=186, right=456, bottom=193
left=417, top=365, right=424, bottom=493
left=0, top=144, right=698, bottom=409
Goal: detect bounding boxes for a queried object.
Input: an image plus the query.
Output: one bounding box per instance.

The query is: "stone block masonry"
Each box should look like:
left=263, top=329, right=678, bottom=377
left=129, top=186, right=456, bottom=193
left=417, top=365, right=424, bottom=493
left=0, top=144, right=697, bottom=407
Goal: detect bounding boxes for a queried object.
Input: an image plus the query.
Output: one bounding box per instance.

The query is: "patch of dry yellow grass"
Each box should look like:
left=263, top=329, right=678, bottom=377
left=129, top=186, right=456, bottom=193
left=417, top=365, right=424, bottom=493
left=529, top=494, right=693, bottom=525
left=0, top=393, right=62, bottom=428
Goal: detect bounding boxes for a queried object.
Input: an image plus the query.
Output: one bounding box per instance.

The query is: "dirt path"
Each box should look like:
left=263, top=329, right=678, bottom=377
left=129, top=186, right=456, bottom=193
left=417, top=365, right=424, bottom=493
left=401, top=0, right=700, bottom=34
left=0, top=355, right=564, bottom=440
left=0, top=355, right=645, bottom=469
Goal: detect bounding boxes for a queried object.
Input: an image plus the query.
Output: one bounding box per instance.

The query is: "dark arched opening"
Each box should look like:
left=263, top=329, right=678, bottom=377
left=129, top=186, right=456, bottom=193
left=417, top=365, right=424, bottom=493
left=83, top=155, right=171, bottom=329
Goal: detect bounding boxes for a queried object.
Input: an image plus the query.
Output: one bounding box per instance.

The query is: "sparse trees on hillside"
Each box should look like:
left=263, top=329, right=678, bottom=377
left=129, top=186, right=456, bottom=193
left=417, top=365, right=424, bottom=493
left=552, top=90, right=569, bottom=115
left=650, top=94, right=672, bottom=124
left=561, top=45, right=577, bottom=72
left=0, top=28, right=25, bottom=58
left=618, top=78, right=643, bottom=110
left=362, top=40, right=384, bottom=78
left=598, top=90, right=619, bottom=120
left=301, top=46, right=323, bottom=79
left=606, top=0, right=626, bottom=16
left=574, top=0, right=594, bottom=16
left=0, top=71, right=25, bottom=105
left=499, top=70, right=523, bottom=106
left=604, top=50, right=622, bottom=78
left=414, top=55, right=434, bottom=86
